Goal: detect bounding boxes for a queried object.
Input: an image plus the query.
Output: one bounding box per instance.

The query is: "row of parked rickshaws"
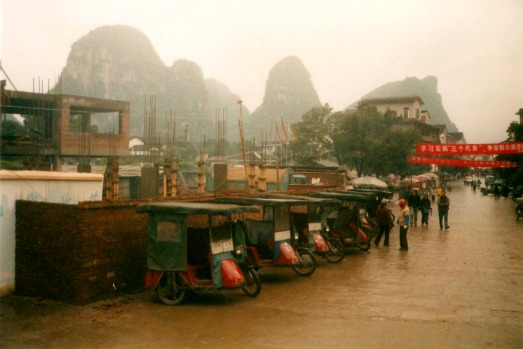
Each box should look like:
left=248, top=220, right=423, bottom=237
left=136, top=188, right=394, bottom=305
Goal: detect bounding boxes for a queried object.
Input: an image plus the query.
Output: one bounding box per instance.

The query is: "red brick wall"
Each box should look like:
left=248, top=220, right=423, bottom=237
left=15, top=201, right=148, bottom=305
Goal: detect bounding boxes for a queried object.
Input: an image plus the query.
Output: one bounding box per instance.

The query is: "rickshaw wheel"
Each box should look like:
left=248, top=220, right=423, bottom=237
left=156, top=271, right=186, bottom=306
left=324, top=239, right=345, bottom=263
left=357, top=240, right=371, bottom=252
left=241, top=266, right=262, bottom=297
left=292, top=248, right=317, bottom=277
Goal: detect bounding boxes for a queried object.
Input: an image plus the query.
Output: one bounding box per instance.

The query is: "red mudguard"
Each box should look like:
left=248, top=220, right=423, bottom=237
left=221, top=259, right=245, bottom=288
left=144, top=270, right=164, bottom=289
left=277, top=242, right=299, bottom=265
left=313, top=233, right=329, bottom=252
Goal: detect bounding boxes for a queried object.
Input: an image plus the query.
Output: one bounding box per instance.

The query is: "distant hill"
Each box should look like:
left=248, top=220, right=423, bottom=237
left=54, top=26, right=456, bottom=145
left=347, top=76, right=459, bottom=132
left=245, top=56, right=322, bottom=139
left=55, top=25, right=247, bottom=139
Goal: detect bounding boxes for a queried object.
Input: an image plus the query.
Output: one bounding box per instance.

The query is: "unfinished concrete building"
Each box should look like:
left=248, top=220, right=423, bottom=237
left=1, top=80, right=129, bottom=172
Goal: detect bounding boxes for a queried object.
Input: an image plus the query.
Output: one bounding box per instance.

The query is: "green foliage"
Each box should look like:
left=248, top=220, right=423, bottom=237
left=493, top=121, right=523, bottom=188
left=334, top=104, right=422, bottom=177
left=290, top=104, right=423, bottom=177
left=167, top=141, right=198, bottom=171
left=204, top=138, right=242, bottom=158
left=1, top=120, right=26, bottom=138
left=506, top=121, right=523, bottom=142
left=289, top=104, right=338, bottom=166
left=0, top=159, right=24, bottom=169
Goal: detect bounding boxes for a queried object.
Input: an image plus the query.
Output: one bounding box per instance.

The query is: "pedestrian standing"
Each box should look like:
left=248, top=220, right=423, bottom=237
left=374, top=199, right=393, bottom=247
left=437, top=190, right=450, bottom=229
left=420, top=194, right=431, bottom=226
left=397, top=199, right=410, bottom=251
left=407, top=190, right=421, bottom=227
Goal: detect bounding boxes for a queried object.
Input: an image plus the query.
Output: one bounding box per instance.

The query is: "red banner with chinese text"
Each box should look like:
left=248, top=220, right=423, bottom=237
left=408, top=156, right=519, bottom=168
left=416, top=142, right=523, bottom=155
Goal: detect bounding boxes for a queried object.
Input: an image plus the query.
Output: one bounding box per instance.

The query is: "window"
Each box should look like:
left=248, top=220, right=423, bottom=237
left=403, top=107, right=409, bottom=119
left=157, top=221, right=181, bottom=242
left=69, top=109, right=121, bottom=134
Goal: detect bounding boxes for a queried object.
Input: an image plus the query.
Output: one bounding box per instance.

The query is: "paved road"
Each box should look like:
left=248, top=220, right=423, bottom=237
left=1, top=182, right=522, bottom=348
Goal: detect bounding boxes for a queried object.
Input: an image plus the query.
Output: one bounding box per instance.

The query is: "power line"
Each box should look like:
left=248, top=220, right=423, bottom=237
left=0, top=62, right=18, bottom=91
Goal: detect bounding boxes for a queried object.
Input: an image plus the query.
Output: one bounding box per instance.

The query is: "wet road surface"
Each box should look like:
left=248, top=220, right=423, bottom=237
left=1, top=182, right=522, bottom=348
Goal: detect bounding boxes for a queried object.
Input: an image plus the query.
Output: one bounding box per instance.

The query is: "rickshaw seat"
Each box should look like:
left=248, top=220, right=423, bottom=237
left=186, top=260, right=212, bottom=283
left=187, top=227, right=211, bottom=266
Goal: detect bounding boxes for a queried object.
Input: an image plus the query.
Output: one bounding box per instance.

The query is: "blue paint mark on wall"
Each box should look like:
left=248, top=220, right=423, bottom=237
left=26, top=192, right=41, bottom=201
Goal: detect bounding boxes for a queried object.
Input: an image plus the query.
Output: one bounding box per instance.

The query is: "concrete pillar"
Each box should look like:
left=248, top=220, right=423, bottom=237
left=140, top=165, right=159, bottom=199
left=163, top=159, right=173, bottom=197
left=248, top=162, right=256, bottom=193
left=258, top=164, right=267, bottom=192
left=197, top=161, right=206, bottom=194
left=214, top=163, right=228, bottom=193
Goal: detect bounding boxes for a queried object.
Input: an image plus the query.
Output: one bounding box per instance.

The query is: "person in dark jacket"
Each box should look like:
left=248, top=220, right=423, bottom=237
left=437, top=191, right=450, bottom=229
left=407, top=190, right=421, bottom=227
left=420, top=194, right=432, bottom=226
left=374, top=200, right=393, bottom=247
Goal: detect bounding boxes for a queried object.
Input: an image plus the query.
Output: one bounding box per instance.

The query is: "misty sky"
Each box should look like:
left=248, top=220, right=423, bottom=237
left=1, top=0, right=522, bottom=143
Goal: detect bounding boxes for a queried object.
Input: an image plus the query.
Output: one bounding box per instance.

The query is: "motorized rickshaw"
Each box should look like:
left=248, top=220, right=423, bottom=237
left=325, top=188, right=394, bottom=236
left=255, top=193, right=345, bottom=263
left=310, top=191, right=377, bottom=251
left=214, top=196, right=318, bottom=276
left=136, top=202, right=262, bottom=305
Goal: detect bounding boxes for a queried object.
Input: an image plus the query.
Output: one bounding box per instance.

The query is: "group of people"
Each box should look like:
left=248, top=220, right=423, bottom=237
left=373, top=188, right=451, bottom=251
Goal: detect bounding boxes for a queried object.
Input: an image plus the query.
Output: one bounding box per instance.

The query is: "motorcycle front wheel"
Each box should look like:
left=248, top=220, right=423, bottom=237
left=292, top=248, right=317, bottom=277
left=155, top=271, right=186, bottom=306
left=241, top=266, right=262, bottom=297
left=324, top=238, right=345, bottom=263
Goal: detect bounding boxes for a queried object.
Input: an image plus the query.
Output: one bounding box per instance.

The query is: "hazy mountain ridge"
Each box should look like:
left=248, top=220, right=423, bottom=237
left=55, top=25, right=459, bottom=142
left=245, top=56, right=322, bottom=138
left=56, top=25, right=247, bottom=138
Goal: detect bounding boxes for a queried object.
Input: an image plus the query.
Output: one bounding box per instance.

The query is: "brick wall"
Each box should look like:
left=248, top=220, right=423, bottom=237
left=15, top=201, right=148, bottom=305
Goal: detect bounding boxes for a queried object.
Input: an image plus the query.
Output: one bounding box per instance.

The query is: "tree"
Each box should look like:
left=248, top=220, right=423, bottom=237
left=333, top=104, right=422, bottom=177
left=166, top=141, right=198, bottom=171
left=1, top=120, right=26, bottom=139
left=289, top=104, right=340, bottom=166
left=203, top=138, right=242, bottom=158
left=494, top=121, right=523, bottom=195
left=290, top=103, right=424, bottom=177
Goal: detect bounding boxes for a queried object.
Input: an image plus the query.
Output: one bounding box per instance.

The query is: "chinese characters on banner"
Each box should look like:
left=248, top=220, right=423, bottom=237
left=408, top=156, right=518, bottom=168
left=416, top=142, right=523, bottom=155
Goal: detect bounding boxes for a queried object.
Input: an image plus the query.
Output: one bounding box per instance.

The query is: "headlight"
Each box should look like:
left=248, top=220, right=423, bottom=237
left=294, top=233, right=299, bottom=240
left=235, top=246, right=243, bottom=255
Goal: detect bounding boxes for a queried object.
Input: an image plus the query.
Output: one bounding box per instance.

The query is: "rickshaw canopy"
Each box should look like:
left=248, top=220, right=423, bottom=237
left=310, top=191, right=376, bottom=203
left=214, top=196, right=335, bottom=207
left=137, top=202, right=260, bottom=271
left=136, top=202, right=261, bottom=216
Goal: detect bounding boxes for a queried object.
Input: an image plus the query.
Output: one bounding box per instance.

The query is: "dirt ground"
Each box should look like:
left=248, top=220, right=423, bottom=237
left=1, top=183, right=522, bottom=349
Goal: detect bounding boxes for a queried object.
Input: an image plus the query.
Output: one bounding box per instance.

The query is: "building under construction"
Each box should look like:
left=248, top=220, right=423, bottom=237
left=0, top=80, right=130, bottom=171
